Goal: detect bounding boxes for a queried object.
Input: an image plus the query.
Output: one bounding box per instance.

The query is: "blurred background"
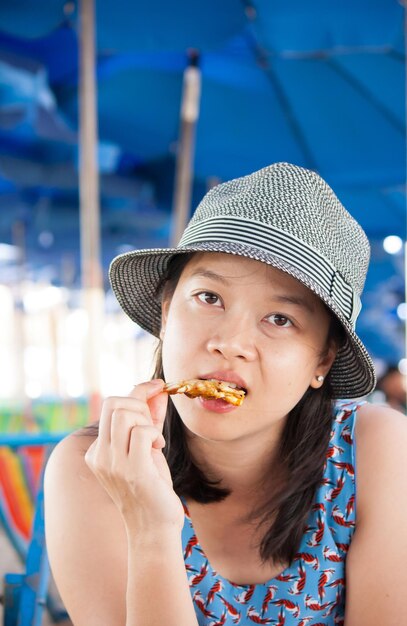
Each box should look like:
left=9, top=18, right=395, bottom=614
left=0, top=0, right=407, bottom=430
left=0, top=2, right=405, bottom=623
left=0, top=0, right=406, bottom=432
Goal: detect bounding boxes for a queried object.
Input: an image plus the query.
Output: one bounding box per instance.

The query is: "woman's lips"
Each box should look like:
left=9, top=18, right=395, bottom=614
left=198, top=396, right=238, bottom=413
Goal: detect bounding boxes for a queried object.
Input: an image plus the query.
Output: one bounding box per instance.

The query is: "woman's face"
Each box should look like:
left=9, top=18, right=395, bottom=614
left=161, top=252, right=336, bottom=442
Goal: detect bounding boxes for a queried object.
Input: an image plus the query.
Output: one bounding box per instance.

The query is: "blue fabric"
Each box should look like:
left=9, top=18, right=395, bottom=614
left=0, top=2, right=404, bottom=362
left=0, top=0, right=401, bottom=53
left=181, top=400, right=361, bottom=625
left=253, top=0, right=402, bottom=53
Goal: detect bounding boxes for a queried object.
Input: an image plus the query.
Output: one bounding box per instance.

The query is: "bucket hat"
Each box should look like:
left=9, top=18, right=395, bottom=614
left=109, top=162, right=376, bottom=399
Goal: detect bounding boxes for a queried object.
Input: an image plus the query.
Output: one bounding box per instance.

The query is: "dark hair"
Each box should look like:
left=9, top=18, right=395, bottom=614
left=80, top=252, right=345, bottom=567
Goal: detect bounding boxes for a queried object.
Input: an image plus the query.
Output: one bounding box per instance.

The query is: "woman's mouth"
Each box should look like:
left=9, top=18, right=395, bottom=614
left=164, top=378, right=247, bottom=406
left=197, top=395, right=240, bottom=413
left=200, top=371, right=249, bottom=396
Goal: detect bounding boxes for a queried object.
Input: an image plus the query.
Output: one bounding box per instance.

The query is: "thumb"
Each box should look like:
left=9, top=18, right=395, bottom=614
left=148, top=385, right=169, bottom=433
left=127, top=379, right=168, bottom=431
left=128, top=378, right=164, bottom=402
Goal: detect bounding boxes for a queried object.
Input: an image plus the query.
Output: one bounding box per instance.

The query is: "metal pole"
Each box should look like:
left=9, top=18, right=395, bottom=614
left=79, top=0, right=104, bottom=421
left=170, top=51, right=201, bottom=246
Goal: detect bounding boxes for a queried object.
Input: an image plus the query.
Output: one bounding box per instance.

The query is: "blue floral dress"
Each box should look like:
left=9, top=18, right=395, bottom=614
left=181, top=401, right=360, bottom=625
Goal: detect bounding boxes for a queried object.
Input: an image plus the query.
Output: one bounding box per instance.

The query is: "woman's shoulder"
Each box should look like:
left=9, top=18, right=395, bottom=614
left=46, top=428, right=96, bottom=483
left=44, top=427, right=112, bottom=508
left=353, top=402, right=407, bottom=519
left=332, top=398, right=406, bottom=440
left=354, top=401, right=407, bottom=452
left=53, top=426, right=96, bottom=452
left=325, top=400, right=407, bottom=518
left=344, top=403, right=407, bottom=623
left=53, top=427, right=96, bottom=455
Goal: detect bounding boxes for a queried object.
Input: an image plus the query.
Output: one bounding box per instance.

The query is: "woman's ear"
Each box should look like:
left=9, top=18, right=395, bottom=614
left=310, top=343, right=338, bottom=389
left=322, top=342, right=338, bottom=371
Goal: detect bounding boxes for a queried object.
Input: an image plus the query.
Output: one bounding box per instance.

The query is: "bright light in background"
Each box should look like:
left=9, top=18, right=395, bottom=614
left=399, top=359, right=407, bottom=376
left=0, top=283, right=158, bottom=404
left=23, top=285, right=66, bottom=313
left=383, top=235, right=403, bottom=254
left=0, top=243, right=19, bottom=262
left=0, top=285, right=23, bottom=399
left=100, top=324, right=157, bottom=396
left=25, top=346, right=51, bottom=379
left=0, top=285, right=14, bottom=319
left=65, top=309, right=89, bottom=339
left=58, top=346, right=84, bottom=397
left=38, top=230, right=54, bottom=248
left=101, top=353, right=134, bottom=396
left=66, top=379, right=85, bottom=398
left=397, top=302, right=407, bottom=320
left=25, top=380, right=42, bottom=399
left=103, top=319, right=120, bottom=342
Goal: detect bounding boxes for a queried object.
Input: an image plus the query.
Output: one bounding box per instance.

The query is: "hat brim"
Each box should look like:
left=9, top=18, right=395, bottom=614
left=109, top=241, right=376, bottom=399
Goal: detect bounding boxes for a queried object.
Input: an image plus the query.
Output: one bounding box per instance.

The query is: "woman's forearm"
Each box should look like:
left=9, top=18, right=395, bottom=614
left=125, top=526, right=199, bottom=626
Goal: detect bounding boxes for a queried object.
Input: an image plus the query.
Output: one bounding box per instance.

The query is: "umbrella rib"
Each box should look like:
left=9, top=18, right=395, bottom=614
left=243, top=27, right=319, bottom=170
left=388, top=49, right=405, bottom=64
left=263, top=65, right=319, bottom=170
left=327, top=56, right=405, bottom=136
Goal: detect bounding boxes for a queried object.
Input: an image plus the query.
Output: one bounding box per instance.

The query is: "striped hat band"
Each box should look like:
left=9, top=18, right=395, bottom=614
left=179, top=215, right=361, bottom=326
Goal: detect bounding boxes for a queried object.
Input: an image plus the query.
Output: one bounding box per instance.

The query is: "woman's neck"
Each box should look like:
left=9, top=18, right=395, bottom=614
left=185, top=421, right=286, bottom=498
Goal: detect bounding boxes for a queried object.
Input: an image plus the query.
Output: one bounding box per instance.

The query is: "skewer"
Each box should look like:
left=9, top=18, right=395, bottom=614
left=162, top=379, right=246, bottom=406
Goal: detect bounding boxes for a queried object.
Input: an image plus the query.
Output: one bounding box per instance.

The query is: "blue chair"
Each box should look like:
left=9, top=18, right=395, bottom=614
left=0, top=434, right=69, bottom=626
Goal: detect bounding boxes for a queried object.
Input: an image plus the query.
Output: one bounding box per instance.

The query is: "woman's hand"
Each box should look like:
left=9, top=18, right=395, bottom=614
left=84, top=379, right=185, bottom=532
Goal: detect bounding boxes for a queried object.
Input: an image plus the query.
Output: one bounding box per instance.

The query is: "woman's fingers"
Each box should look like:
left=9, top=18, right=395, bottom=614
left=86, top=421, right=165, bottom=477
left=128, top=379, right=166, bottom=430
left=128, top=424, right=166, bottom=471
left=87, top=379, right=167, bottom=473
left=148, top=388, right=169, bottom=433
left=97, top=380, right=165, bottom=446
left=97, top=398, right=149, bottom=448
left=84, top=379, right=184, bottom=529
left=128, top=379, right=164, bottom=403
left=110, top=407, right=156, bottom=453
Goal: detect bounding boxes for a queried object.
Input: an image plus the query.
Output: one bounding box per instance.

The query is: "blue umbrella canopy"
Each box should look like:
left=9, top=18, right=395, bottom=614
left=0, top=0, right=405, bottom=364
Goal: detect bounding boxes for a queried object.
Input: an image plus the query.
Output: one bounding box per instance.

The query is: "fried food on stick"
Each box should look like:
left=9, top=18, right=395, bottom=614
left=163, top=379, right=246, bottom=406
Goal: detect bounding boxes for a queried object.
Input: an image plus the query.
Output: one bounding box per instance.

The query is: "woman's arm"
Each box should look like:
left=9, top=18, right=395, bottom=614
left=44, top=381, right=199, bottom=626
left=125, top=525, right=198, bottom=625
left=344, top=403, right=407, bottom=626
left=44, top=434, right=128, bottom=625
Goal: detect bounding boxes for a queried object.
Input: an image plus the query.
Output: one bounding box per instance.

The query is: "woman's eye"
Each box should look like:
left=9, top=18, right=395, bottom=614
left=266, top=314, right=293, bottom=327
left=196, top=292, right=222, bottom=306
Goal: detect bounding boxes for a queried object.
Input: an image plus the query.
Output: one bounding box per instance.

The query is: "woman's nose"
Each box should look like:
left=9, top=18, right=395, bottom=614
left=206, top=315, right=257, bottom=362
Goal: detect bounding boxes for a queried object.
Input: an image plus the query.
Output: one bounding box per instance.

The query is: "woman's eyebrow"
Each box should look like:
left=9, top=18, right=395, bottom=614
left=189, top=268, right=230, bottom=285
left=272, top=294, right=316, bottom=314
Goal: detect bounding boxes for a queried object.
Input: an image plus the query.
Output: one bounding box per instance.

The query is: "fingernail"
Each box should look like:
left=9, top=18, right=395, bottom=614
left=150, top=379, right=164, bottom=386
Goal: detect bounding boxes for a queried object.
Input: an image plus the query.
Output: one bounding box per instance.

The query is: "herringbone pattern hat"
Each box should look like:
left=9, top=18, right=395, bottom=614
left=110, top=162, right=376, bottom=398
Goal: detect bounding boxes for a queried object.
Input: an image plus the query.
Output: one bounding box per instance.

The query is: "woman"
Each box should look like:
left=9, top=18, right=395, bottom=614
left=44, top=163, right=407, bottom=626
